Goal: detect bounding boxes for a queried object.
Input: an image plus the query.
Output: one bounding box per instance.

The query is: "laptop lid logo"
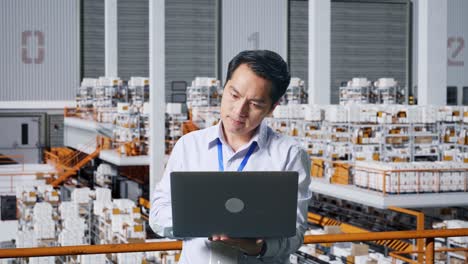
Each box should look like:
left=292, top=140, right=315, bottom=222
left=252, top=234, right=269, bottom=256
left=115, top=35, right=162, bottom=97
left=225, top=198, right=244, bottom=213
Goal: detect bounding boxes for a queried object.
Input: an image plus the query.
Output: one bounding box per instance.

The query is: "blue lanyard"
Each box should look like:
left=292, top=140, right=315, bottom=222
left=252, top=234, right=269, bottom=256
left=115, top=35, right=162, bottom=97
left=217, top=138, right=257, bottom=172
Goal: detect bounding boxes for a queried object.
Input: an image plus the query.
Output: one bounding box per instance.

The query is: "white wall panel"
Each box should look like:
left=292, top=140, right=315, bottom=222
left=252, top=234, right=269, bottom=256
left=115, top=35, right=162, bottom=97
left=0, top=0, right=79, bottom=101
left=0, top=116, right=40, bottom=163
left=309, top=0, right=330, bottom=105
left=221, top=0, right=288, bottom=84
left=417, top=0, right=447, bottom=105
left=413, top=0, right=467, bottom=104
left=149, top=0, right=166, bottom=192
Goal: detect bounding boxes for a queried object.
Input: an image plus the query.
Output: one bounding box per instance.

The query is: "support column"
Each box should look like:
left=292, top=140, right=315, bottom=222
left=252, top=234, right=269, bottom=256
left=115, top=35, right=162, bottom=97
left=417, top=0, right=447, bottom=105
left=149, top=0, right=165, bottom=196
left=104, top=0, right=118, bottom=77
left=308, top=0, right=331, bottom=105
left=425, top=237, right=435, bottom=264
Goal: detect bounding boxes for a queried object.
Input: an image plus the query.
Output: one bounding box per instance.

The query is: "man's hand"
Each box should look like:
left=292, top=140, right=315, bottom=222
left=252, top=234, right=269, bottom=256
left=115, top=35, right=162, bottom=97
left=211, top=235, right=264, bottom=256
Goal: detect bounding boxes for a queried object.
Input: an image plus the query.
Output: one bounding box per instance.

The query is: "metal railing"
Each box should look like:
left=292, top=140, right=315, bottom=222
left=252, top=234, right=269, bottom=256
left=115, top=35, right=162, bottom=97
left=0, top=155, right=49, bottom=194
left=388, top=206, right=426, bottom=263
left=1, top=228, right=467, bottom=263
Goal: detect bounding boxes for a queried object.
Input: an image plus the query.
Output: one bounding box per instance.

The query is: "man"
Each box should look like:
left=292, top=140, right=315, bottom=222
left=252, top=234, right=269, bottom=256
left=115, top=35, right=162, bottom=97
left=150, top=50, right=311, bottom=263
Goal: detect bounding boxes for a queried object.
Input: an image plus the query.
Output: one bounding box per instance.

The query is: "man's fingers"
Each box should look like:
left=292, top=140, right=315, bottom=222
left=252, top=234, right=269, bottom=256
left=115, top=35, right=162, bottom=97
left=211, top=234, right=229, bottom=241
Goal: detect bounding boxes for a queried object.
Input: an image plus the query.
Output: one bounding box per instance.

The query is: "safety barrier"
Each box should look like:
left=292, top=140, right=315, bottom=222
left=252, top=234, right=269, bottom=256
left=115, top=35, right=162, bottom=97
left=0, top=228, right=467, bottom=263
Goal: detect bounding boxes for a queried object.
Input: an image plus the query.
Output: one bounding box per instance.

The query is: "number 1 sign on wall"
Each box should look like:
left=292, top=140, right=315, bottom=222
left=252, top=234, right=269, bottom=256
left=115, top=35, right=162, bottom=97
left=21, top=31, right=44, bottom=64
left=248, top=32, right=259, bottom=50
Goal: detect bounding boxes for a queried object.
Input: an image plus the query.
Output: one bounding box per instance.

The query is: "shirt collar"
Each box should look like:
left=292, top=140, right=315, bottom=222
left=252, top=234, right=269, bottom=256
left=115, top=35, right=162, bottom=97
left=207, top=120, right=269, bottom=150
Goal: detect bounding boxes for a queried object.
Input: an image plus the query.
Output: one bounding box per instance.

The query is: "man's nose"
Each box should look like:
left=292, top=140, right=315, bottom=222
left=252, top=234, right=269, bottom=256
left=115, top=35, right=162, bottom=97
left=233, top=99, right=249, bottom=117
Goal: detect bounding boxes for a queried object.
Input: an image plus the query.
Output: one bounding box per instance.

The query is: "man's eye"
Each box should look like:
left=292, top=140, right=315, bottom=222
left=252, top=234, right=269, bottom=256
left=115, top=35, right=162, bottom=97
left=251, top=102, right=263, bottom=109
left=231, top=93, right=239, bottom=99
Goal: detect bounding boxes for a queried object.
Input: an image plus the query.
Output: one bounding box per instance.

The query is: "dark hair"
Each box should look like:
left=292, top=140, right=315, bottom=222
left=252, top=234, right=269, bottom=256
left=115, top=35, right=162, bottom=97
left=225, top=50, right=291, bottom=105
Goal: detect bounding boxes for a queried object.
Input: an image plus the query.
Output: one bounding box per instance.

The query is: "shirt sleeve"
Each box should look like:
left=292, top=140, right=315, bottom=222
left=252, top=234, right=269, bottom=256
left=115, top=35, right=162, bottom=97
left=260, top=145, right=312, bottom=260
left=149, top=137, right=185, bottom=238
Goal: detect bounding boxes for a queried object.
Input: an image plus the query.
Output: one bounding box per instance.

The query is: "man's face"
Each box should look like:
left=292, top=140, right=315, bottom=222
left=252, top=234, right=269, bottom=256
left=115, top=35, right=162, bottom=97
left=220, top=64, right=276, bottom=138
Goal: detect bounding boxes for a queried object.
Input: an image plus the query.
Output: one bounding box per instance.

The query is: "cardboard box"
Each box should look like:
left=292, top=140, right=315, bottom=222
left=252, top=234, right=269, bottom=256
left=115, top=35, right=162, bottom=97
left=415, top=136, right=433, bottom=144
left=331, top=163, right=351, bottom=184
left=324, top=226, right=342, bottom=234
left=450, top=258, right=466, bottom=264
left=351, top=243, right=369, bottom=256
left=311, top=158, right=325, bottom=178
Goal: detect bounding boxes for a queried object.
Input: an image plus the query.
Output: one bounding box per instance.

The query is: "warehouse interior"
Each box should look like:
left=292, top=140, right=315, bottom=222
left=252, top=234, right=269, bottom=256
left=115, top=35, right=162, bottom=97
left=0, top=0, right=468, bottom=263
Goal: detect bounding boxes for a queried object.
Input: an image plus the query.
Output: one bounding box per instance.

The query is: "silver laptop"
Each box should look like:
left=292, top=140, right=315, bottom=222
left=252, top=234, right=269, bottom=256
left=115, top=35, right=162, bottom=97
left=170, top=171, right=298, bottom=238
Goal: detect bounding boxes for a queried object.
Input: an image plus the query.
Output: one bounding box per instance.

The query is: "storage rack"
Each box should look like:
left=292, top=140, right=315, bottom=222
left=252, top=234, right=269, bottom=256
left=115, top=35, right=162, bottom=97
left=76, top=78, right=97, bottom=120
left=339, top=78, right=375, bottom=105
left=282, top=77, right=308, bottom=105
left=139, top=106, right=150, bottom=156
left=339, top=77, right=405, bottom=106
left=374, top=78, right=405, bottom=104
left=325, top=121, right=352, bottom=162
left=128, top=77, right=149, bottom=112
left=439, top=122, right=461, bottom=161
left=165, top=104, right=187, bottom=154
left=186, top=77, right=222, bottom=108
left=350, top=123, right=381, bottom=162
left=339, top=85, right=375, bottom=105
left=270, top=105, right=468, bottom=182
left=300, top=120, right=326, bottom=157
left=412, top=123, right=440, bottom=161
left=113, top=103, right=142, bottom=156
left=381, top=123, right=411, bottom=162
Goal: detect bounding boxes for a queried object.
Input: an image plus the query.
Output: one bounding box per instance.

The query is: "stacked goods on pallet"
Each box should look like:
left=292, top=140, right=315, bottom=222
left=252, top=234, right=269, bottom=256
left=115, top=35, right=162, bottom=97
left=268, top=104, right=468, bottom=187
left=58, top=201, right=86, bottom=246
left=354, top=161, right=468, bottom=193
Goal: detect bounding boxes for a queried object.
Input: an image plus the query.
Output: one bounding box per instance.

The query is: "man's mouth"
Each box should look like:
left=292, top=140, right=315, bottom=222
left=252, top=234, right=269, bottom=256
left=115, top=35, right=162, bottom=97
left=230, top=116, right=245, bottom=125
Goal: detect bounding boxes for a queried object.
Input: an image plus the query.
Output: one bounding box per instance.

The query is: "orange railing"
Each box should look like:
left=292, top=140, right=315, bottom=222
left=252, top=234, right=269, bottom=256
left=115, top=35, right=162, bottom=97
left=308, top=209, right=468, bottom=263
left=0, top=229, right=467, bottom=263
left=0, top=154, right=56, bottom=193
left=45, top=137, right=101, bottom=187
left=43, top=150, right=59, bottom=165
left=308, top=211, right=412, bottom=252
left=43, top=147, right=78, bottom=168
left=51, top=137, right=97, bottom=170
left=389, top=206, right=426, bottom=263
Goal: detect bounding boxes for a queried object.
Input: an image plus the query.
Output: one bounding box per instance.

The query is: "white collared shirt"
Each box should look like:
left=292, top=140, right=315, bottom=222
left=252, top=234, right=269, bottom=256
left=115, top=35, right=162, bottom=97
left=150, top=121, right=312, bottom=264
